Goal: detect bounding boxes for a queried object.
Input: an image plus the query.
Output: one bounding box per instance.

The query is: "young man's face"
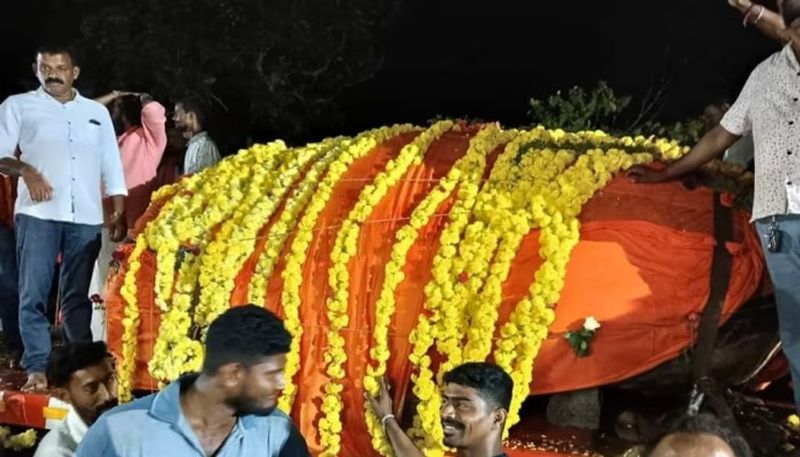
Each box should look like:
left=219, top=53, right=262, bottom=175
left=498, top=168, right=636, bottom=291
left=56, top=358, right=118, bottom=426
left=439, top=383, right=504, bottom=451
left=222, top=353, right=286, bottom=416
left=172, top=103, right=193, bottom=130
left=34, top=52, right=79, bottom=99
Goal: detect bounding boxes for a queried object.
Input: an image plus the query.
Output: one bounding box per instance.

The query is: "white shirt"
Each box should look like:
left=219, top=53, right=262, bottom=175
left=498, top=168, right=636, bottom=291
left=720, top=45, right=800, bottom=221
left=183, top=131, right=220, bottom=175
left=0, top=87, right=127, bottom=225
left=34, top=407, right=88, bottom=457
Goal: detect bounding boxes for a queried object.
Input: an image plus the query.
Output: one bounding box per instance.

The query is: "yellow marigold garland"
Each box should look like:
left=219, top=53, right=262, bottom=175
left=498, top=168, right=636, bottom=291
left=278, top=125, right=416, bottom=413
left=319, top=120, right=454, bottom=457
left=195, top=142, right=326, bottom=328
left=147, top=255, right=204, bottom=381
left=0, top=427, right=37, bottom=451
left=494, top=148, right=655, bottom=432
left=407, top=127, right=530, bottom=455
left=118, top=236, right=148, bottom=401
left=363, top=123, right=510, bottom=455
left=247, top=136, right=348, bottom=305
left=462, top=144, right=575, bottom=364
left=114, top=122, right=690, bottom=449
left=139, top=141, right=289, bottom=384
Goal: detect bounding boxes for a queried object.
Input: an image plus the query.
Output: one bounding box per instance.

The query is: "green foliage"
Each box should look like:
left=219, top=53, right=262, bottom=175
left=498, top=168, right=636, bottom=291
left=528, top=81, right=704, bottom=146
left=528, top=81, right=630, bottom=133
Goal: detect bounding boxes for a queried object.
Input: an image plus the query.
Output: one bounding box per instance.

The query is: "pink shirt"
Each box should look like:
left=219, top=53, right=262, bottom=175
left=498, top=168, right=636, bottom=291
left=118, top=101, right=167, bottom=190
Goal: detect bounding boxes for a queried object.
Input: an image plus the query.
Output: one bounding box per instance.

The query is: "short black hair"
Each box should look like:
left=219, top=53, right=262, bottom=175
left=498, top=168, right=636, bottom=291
left=117, top=95, right=143, bottom=127
left=783, top=0, right=800, bottom=26
left=651, top=413, right=751, bottom=457
left=442, top=362, right=513, bottom=411
left=202, top=305, right=292, bottom=374
left=175, top=96, right=209, bottom=129
left=46, top=341, right=110, bottom=388
left=35, top=43, right=80, bottom=66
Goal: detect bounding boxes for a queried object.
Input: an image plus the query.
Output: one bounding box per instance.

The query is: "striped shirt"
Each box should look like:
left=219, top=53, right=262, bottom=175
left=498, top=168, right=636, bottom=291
left=183, top=131, right=220, bottom=175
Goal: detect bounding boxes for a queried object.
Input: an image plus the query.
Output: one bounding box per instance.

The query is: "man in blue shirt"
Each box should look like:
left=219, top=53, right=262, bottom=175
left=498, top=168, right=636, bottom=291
left=0, top=44, right=128, bottom=392
left=76, top=305, right=310, bottom=457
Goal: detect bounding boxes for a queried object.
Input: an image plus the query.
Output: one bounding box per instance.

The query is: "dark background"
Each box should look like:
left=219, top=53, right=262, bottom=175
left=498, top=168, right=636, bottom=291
left=0, top=0, right=782, bottom=148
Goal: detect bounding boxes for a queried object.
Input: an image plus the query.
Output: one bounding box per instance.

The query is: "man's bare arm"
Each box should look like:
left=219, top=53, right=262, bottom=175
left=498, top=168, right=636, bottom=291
left=365, top=378, right=426, bottom=457
left=0, top=157, right=52, bottom=201
left=730, top=0, right=789, bottom=43
left=629, top=125, right=741, bottom=183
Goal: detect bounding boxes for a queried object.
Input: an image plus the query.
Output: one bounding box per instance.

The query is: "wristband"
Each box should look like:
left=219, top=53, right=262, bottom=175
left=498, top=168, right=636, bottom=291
left=380, top=413, right=396, bottom=428
left=754, top=5, right=765, bottom=24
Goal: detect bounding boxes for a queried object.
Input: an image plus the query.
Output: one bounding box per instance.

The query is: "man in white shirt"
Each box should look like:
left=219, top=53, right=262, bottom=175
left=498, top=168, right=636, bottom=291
left=34, top=341, right=118, bottom=457
left=630, top=0, right=800, bottom=412
left=172, top=97, right=220, bottom=175
left=0, top=44, right=128, bottom=392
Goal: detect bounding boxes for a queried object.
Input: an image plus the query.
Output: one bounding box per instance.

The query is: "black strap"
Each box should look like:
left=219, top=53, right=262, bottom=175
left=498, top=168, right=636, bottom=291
left=691, top=192, right=734, bottom=383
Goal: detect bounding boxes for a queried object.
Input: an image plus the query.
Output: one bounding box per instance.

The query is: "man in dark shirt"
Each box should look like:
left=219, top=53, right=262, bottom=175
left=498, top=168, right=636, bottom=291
left=366, top=362, right=512, bottom=457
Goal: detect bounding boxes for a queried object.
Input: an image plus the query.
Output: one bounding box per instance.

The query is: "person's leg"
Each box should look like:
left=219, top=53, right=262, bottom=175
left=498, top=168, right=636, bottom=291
left=91, top=227, right=116, bottom=296
left=0, top=224, right=21, bottom=358
left=755, top=215, right=800, bottom=410
left=59, top=222, right=101, bottom=343
left=15, top=214, right=60, bottom=389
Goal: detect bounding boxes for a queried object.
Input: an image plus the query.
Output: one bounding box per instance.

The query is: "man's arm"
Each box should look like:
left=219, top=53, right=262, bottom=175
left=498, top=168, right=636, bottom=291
left=94, top=90, right=136, bottom=106
left=98, top=109, right=128, bottom=241
left=628, top=125, right=741, bottom=182
left=730, top=0, right=789, bottom=43
left=138, top=97, right=168, bottom=161
left=0, top=157, right=53, bottom=201
left=365, top=377, right=425, bottom=457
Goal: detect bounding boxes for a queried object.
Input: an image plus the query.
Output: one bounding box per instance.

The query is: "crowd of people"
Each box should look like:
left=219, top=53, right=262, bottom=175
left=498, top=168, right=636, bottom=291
left=0, top=0, right=798, bottom=456
left=0, top=43, right=221, bottom=394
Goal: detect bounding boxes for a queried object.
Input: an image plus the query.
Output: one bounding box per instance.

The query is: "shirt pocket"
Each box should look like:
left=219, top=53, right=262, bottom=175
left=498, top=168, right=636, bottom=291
left=71, top=120, right=106, bottom=153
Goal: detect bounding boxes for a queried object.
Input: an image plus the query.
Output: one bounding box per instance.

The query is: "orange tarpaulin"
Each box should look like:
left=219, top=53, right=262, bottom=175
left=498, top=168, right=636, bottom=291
left=104, top=130, right=764, bottom=456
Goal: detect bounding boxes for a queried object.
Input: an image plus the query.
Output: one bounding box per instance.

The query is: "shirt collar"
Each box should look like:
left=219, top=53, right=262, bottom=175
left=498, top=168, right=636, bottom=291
left=148, top=373, right=258, bottom=430
left=35, top=86, right=82, bottom=104
left=64, top=406, right=89, bottom=443
left=187, top=131, right=209, bottom=146
left=783, top=44, right=800, bottom=73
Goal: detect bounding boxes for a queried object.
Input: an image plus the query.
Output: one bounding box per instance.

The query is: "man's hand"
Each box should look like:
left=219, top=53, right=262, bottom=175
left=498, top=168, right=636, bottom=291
left=365, top=376, right=394, bottom=420
left=109, top=211, right=127, bottom=242
left=21, top=166, right=53, bottom=201
left=627, top=165, right=670, bottom=184
left=728, top=0, right=753, bottom=12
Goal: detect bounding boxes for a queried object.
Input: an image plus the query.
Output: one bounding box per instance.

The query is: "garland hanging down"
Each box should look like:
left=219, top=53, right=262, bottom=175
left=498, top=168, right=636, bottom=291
left=113, top=122, right=685, bottom=454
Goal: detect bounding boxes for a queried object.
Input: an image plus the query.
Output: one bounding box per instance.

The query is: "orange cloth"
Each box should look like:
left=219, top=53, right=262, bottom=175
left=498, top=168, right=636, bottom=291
left=0, top=175, right=14, bottom=228
left=104, top=132, right=764, bottom=456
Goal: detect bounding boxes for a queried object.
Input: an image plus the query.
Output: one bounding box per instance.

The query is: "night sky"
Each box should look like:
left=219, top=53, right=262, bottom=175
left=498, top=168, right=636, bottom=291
left=0, top=0, right=782, bottom=138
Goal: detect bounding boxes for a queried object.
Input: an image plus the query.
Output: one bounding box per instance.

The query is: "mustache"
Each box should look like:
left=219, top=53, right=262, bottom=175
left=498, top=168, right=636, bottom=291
left=45, top=78, right=64, bottom=85
left=442, top=419, right=464, bottom=429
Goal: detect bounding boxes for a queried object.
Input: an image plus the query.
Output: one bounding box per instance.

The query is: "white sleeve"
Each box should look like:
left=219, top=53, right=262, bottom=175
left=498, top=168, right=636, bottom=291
left=98, top=109, right=128, bottom=196
left=0, top=97, right=22, bottom=159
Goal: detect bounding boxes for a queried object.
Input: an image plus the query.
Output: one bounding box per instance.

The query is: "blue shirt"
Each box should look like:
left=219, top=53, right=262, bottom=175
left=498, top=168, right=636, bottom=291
left=0, top=87, right=127, bottom=225
left=75, top=375, right=310, bottom=457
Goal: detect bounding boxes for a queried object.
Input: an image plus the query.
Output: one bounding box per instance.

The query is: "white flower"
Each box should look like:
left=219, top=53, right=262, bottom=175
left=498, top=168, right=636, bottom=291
left=583, top=316, right=601, bottom=332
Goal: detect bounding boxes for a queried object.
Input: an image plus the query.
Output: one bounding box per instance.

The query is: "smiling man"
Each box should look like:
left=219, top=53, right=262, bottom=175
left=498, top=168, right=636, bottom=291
left=367, top=362, right=513, bottom=457
left=75, top=305, right=309, bottom=457
left=0, top=44, right=128, bottom=392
